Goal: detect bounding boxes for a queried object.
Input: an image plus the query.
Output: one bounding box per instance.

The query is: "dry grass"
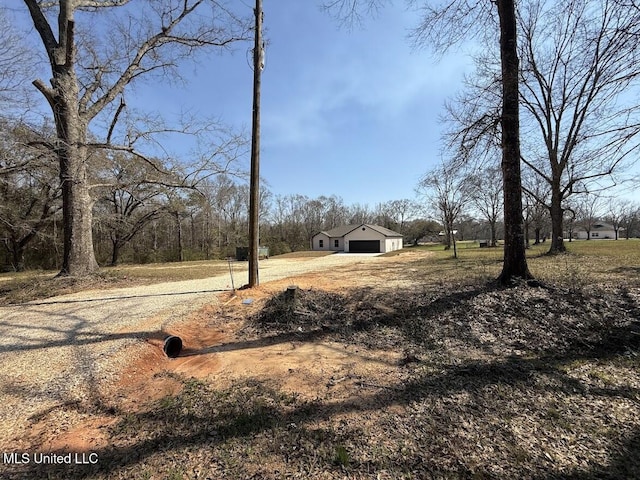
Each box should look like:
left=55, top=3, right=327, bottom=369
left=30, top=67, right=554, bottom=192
left=0, top=272, right=135, bottom=305
left=4, top=239, right=640, bottom=479
left=0, top=253, right=336, bottom=304
left=0, top=260, right=231, bottom=305
left=396, top=239, right=640, bottom=287
left=270, top=251, right=336, bottom=259
left=105, top=260, right=231, bottom=281
left=2, top=240, right=637, bottom=305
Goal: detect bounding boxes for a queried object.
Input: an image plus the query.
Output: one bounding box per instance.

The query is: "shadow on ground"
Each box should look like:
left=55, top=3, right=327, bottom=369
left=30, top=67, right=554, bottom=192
left=7, top=281, right=640, bottom=479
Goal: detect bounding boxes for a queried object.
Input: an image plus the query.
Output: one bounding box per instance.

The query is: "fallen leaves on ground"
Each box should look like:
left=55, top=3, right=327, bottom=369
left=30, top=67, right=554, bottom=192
left=8, top=280, right=640, bottom=480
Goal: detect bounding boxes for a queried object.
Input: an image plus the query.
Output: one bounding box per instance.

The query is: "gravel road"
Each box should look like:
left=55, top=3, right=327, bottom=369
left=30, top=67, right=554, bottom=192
left=0, top=253, right=383, bottom=449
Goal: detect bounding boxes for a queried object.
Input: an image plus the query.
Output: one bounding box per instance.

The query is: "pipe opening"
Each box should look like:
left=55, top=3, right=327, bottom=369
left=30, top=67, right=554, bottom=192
left=163, top=335, right=183, bottom=358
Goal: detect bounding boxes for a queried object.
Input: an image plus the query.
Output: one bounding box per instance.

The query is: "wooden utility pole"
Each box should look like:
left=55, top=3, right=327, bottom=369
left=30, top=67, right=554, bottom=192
left=248, top=0, right=263, bottom=287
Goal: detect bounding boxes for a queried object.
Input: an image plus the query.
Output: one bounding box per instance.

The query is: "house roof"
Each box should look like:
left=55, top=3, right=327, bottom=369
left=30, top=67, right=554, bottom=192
left=318, top=224, right=361, bottom=238
left=313, top=224, right=403, bottom=239
left=574, top=221, right=624, bottom=231
left=592, top=222, right=617, bottom=230
left=360, top=224, right=404, bottom=238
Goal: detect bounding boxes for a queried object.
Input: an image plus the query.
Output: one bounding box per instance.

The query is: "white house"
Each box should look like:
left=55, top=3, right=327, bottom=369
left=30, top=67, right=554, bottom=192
left=311, top=224, right=404, bottom=254
left=571, top=221, right=623, bottom=240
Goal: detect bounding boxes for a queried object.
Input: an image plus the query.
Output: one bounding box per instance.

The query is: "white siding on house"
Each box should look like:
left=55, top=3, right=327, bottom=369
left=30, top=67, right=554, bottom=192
left=344, top=226, right=384, bottom=241
left=311, top=224, right=404, bottom=253
left=331, top=237, right=344, bottom=251
left=313, top=233, right=331, bottom=250
left=384, top=238, right=402, bottom=253
left=311, top=234, right=344, bottom=251
left=588, top=229, right=616, bottom=239
left=572, top=224, right=618, bottom=240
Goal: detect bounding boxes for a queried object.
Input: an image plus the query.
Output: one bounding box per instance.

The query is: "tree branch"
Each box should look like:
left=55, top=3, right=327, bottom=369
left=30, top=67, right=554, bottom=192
left=23, top=0, right=59, bottom=65
left=106, top=96, right=126, bottom=144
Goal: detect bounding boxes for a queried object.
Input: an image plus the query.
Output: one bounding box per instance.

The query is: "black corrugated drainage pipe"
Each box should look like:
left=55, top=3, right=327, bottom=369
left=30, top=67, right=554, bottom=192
left=163, top=335, right=183, bottom=358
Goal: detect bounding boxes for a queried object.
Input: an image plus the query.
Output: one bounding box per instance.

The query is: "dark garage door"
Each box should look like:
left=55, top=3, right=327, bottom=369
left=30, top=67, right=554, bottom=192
left=348, top=240, right=380, bottom=253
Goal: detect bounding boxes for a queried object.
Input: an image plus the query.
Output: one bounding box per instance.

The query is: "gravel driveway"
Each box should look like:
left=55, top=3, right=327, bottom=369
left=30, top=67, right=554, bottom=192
left=0, top=254, right=383, bottom=449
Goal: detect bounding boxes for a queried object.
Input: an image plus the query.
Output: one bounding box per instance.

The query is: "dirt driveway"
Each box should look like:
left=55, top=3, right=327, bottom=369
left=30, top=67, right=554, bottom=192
left=0, top=252, right=413, bottom=452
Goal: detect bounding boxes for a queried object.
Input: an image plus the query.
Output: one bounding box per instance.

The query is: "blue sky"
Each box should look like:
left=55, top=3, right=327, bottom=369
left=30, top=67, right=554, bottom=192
left=129, top=1, right=473, bottom=206
left=8, top=2, right=639, bottom=209
left=7, top=1, right=474, bottom=207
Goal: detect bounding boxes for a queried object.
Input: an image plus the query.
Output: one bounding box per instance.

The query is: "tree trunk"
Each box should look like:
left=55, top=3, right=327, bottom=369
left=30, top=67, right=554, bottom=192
left=59, top=152, right=98, bottom=275
left=452, top=232, right=458, bottom=259
left=190, top=213, right=196, bottom=250
left=175, top=211, right=184, bottom=262
left=56, top=76, right=99, bottom=276
left=152, top=220, right=158, bottom=252
left=496, top=0, right=533, bottom=284
left=490, top=221, right=497, bottom=247
left=205, top=209, right=211, bottom=260
left=26, top=2, right=99, bottom=276
left=443, top=217, right=452, bottom=249
left=444, top=231, right=452, bottom=249
left=110, top=239, right=121, bottom=266
left=548, top=187, right=566, bottom=254
left=9, top=240, right=25, bottom=272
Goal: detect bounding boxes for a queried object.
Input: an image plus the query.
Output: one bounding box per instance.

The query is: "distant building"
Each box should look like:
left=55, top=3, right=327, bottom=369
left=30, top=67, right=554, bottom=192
left=311, top=224, right=403, bottom=253
left=570, top=221, right=624, bottom=240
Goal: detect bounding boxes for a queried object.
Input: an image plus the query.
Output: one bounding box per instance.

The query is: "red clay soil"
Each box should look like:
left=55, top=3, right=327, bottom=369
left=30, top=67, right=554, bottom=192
left=25, top=263, right=409, bottom=455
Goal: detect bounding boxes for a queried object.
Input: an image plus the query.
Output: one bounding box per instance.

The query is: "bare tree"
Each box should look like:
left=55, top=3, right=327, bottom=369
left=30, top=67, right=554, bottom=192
left=0, top=9, right=38, bottom=112
left=518, top=0, right=640, bottom=253
left=301, top=198, right=327, bottom=241
left=325, top=0, right=533, bottom=282
left=348, top=203, right=375, bottom=225
left=418, top=160, right=470, bottom=258
left=467, top=165, right=503, bottom=246
left=574, top=192, right=605, bottom=240
left=0, top=120, right=61, bottom=271
left=445, top=0, right=640, bottom=256
left=323, top=195, right=348, bottom=229
left=93, top=153, right=169, bottom=265
left=262, top=194, right=351, bottom=253
left=605, top=198, right=631, bottom=240
left=475, top=0, right=532, bottom=280
left=388, top=199, right=420, bottom=234
left=522, top=169, right=551, bottom=245
left=322, top=0, right=388, bottom=27
left=191, top=179, right=220, bottom=259
left=403, top=218, right=441, bottom=246
left=619, top=201, right=640, bottom=238
left=21, top=0, right=249, bottom=276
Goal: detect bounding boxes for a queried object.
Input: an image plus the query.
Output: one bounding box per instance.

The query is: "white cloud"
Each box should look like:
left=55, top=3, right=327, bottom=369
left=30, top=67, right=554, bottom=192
left=261, top=5, right=472, bottom=149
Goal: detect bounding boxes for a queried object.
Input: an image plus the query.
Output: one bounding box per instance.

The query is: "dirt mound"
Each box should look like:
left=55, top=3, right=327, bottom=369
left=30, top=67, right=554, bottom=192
left=253, top=288, right=348, bottom=331
left=251, top=282, right=640, bottom=358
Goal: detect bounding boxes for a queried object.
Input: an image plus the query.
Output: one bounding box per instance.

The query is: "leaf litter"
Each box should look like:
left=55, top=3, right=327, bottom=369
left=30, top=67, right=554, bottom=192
left=8, top=278, right=640, bottom=479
